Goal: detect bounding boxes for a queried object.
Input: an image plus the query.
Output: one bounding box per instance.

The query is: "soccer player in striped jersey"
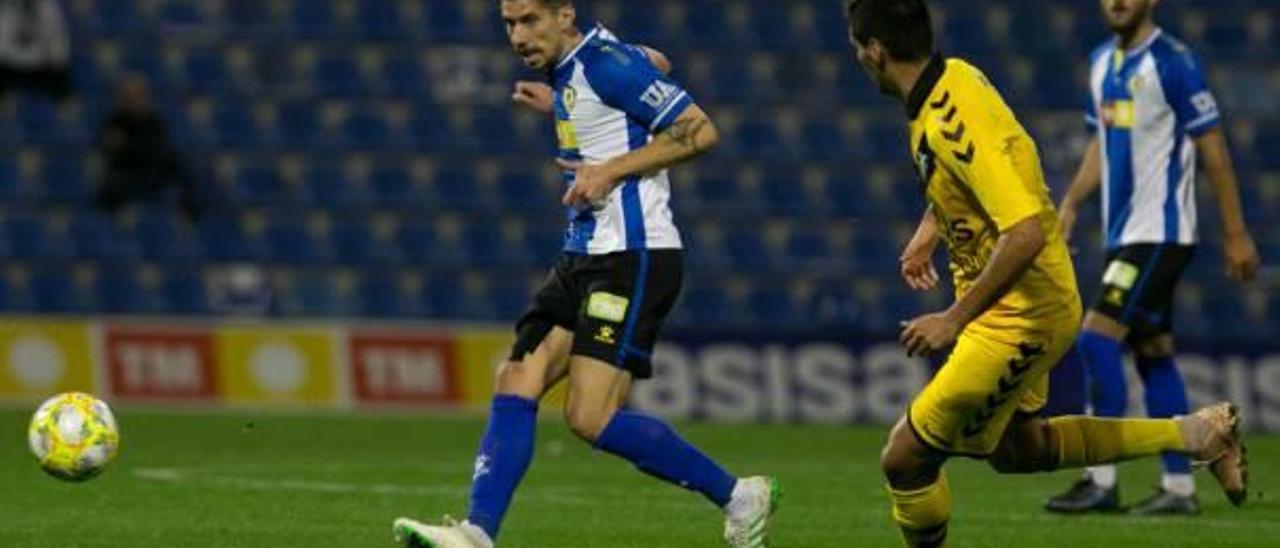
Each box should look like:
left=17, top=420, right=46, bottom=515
left=1047, top=0, right=1260, bottom=516
left=393, top=1, right=778, bottom=547
left=845, top=1, right=1247, bottom=545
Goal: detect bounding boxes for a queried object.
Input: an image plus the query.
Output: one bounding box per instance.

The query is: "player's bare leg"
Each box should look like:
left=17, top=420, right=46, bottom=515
left=880, top=416, right=951, bottom=548
left=991, top=404, right=1247, bottom=506
left=567, top=356, right=779, bottom=548
left=394, top=327, right=574, bottom=548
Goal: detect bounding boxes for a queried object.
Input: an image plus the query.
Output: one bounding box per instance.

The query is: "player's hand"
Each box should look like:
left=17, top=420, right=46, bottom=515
left=512, top=81, right=554, bottom=114
left=900, top=311, right=961, bottom=357
left=899, top=247, right=939, bottom=291
left=1223, top=231, right=1260, bottom=283
left=1058, top=203, right=1078, bottom=244
left=558, top=159, right=620, bottom=209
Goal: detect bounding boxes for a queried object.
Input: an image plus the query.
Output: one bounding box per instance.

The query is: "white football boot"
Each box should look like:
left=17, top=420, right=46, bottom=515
left=724, top=476, right=781, bottom=548
left=392, top=516, right=494, bottom=548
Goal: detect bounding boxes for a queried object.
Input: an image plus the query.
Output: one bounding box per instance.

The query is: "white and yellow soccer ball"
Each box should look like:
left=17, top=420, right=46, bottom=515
left=27, top=392, right=120, bottom=482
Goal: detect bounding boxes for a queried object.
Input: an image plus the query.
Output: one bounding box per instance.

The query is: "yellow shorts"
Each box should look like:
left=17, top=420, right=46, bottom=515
left=907, top=323, right=1077, bottom=457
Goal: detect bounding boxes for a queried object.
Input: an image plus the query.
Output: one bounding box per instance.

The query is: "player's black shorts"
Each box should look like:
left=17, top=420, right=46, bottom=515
left=1089, top=243, right=1196, bottom=341
left=511, top=250, right=682, bottom=379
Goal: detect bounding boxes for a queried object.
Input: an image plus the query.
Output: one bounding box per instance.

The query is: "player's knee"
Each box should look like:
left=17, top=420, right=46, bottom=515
left=563, top=402, right=613, bottom=443
left=988, top=419, right=1056, bottom=474
left=494, top=361, right=543, bottom=399
left=1134, top=335, right=1175, bottom=358
left=880, top=421, right=933, bottom=486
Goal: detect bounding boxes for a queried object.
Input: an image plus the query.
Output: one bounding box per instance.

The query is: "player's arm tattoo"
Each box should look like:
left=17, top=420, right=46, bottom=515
left=662, top=116, right=710, bottom=150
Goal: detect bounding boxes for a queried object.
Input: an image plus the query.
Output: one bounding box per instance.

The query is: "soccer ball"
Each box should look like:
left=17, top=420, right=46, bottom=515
left=27, top=392, right=120, bottom=482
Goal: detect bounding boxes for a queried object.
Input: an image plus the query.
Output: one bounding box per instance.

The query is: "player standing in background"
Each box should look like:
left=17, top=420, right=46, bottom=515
left=845, top=1, right=1247, bottom=545
left=1046, top=0, right=1260, bottom=515
left=393, top=1, right=779, bottom=547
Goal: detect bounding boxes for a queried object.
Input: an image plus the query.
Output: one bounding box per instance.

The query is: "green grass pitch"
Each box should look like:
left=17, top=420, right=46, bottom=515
left=2, top=407, right=1276, bottom=547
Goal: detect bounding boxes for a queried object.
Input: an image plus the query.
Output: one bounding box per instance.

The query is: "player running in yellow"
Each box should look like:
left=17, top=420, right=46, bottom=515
left=843, top=1, right=1248, bottom=546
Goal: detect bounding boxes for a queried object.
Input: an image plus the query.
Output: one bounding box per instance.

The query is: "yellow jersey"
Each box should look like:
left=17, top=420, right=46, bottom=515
left=905, top=56, right=1081, bottom=339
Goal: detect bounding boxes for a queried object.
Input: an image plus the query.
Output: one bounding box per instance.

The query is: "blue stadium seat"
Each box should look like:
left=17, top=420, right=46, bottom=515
left=472, top=109, right=519, bottom=153
left=96, top=266, right=145, bottom=313
left=31, top=267, right=76, bottom=312
left=410, top=104, right=460, bottom=150
left=462, top=223, right=507, bottom=268
left=800, top=118, right=846, bottom=162
left=291, top=0, right=341, bottom=38
left=736, top=118, right=785, bottom=157
left=357, top=0, right=408, bottom=40
left=357, top=269, right=407, bottom=317
left=280, top=270, right=346, bottom=316
left=395, top=221, right=438, bottom=265
left=684, top=2, right=728, bottom=48
left=157, top=1, right=204, bottom=27
left=278, top=100, right=320, bottom=147
left=723, top=226, right=770, bottom=270
left=17, top=96, right=60, bottom=144
left=68, top=214, right=136, bottom=261
left=331, top=219, right=397, bottom=265
left=216, top=103, right=267, bottom=148
left=226, top=0, right=274, bottom=36
left=783, top=227, right=836, bottom=268
left=40, top=155, right=92, bottom=204
left=198, top=215, right=259, bottom=262
left=344, top=108, right=393, bottom=149
left=136, top=212, right=201, bottom=262
left=0, top=157, right=23, bottom=200
left=434, top=168, right=480, bottom=211
left=750, top=2, right=796, bottom=51
left=759, top=167, right=815, bottom=217
left=423, top=0, right=468, bottom=42
left=1202, top=18, right=1252, bottom=59
left=494, top=168, right=551, bottom=213
left=421, top=271, right=465, bottom=318
left=368, top=166, right=416, bottom=207
left=313, top=54, right=364, bottom=97
left=382, top=53, right=429, bottom=96
left=162, top=267, right=209, bottom=314
left=306, top=163, right=371, bottom=210
left=677, top=283, right=731, bottom=325
left=234, top=164, right=285, bottom=205
left=747, top=284, right=798, bottom=325
left=92, top=2, right=141, bottom=33
left=182, top=48, right=231, bottom=93
left=6, top=216, right=71, bottom=260
left=488, top=275, right=533, bottom=320
left=263, top=217, right=329, bottom=265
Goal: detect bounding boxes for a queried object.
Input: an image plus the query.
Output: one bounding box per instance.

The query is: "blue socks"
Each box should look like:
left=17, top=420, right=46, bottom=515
left=467, top=395, right=538, bottom=540
left=1078, top=331, right=1127, bottom=418
left=1137, top=355, right=1192, bottom=475
left=594, top=410, right=738, bottom=507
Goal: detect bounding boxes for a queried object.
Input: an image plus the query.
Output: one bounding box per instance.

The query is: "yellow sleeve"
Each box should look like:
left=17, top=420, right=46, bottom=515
left=931, top=105, right=1043, bottom=233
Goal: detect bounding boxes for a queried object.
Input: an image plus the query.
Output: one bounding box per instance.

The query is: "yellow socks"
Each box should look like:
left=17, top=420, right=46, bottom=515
left=888, top=472, right=950, bottom=547
left=1048, top=416, right=1186, bottom=468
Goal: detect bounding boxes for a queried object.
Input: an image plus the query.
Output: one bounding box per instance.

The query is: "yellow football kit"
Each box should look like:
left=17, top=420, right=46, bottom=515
left=904, top=56, right=1083, bottom=456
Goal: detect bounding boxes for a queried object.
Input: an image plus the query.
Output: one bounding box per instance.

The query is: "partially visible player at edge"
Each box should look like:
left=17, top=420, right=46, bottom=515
left=1046, top=0, right=1260, bottom=516
left=392, top=1, right=779, bottom=547
left=843, top=1, right=1248, bottom=546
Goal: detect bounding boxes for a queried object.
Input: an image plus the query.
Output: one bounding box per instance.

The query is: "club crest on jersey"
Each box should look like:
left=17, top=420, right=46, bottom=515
left=562, top=86, right=577, bottom=112
left=1128, top=74, right=1148, bottom=93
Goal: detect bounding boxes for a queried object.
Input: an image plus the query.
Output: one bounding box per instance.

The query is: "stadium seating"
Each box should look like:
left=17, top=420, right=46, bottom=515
left=0, top=0, right=1275, bottom=331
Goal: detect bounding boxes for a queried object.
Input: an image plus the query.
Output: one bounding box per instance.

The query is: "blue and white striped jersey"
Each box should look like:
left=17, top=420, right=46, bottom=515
left=1086, top=29, right=1220, bottom=249
left=553, top=25, right=692, bottom=255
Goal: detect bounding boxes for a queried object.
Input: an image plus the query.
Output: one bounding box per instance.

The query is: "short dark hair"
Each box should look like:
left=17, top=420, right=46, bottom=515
left=846, top=0, right=934, bottom=61
left=524, top=0, right=571, bottom=10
